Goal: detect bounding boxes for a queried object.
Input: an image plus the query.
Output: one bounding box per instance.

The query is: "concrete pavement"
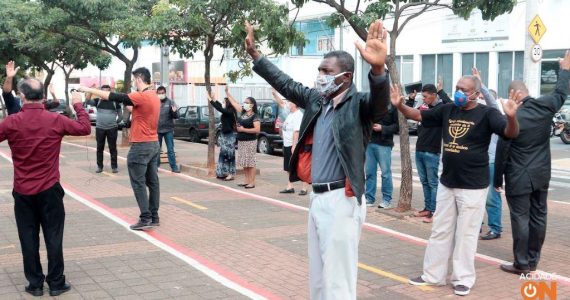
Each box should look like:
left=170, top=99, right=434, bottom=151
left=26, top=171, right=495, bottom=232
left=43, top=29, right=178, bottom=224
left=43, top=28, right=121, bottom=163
left=0, top=134, right=569, bottom=299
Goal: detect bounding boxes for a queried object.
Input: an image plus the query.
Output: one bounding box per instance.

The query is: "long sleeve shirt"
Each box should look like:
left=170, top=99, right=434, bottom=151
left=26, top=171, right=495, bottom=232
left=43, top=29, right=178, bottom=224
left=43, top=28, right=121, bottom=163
left=369, top=105, right=399, bottom=147
left=0, top=102, right=91, bottom=195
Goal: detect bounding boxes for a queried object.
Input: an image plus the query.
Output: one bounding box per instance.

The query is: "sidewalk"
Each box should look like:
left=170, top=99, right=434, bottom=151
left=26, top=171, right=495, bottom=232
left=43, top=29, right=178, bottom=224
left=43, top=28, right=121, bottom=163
left=0, top=135, right=568, bottom=299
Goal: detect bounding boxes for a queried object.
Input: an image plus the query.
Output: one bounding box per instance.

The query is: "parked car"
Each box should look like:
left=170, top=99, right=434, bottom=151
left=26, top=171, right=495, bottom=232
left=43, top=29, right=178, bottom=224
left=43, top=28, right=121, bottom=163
left=48, top=99, right=70, bottom=118
left=83, top=99, right=98, bottom=124
left=174, top=105, right=221, bottom=142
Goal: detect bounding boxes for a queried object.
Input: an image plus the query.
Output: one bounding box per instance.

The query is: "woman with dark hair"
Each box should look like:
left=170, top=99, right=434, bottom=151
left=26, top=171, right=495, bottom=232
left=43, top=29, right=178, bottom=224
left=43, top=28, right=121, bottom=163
left=225, top=86, right=260, bottom=188
left=209, top=91, right=237, bottom=181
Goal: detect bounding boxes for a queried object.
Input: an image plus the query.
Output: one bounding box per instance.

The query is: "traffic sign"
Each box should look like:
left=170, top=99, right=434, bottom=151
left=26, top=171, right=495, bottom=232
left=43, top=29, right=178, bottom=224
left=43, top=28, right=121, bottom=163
left=528, top=15, right=546, bottom=44
left=531, top=44, right=543, bottom=62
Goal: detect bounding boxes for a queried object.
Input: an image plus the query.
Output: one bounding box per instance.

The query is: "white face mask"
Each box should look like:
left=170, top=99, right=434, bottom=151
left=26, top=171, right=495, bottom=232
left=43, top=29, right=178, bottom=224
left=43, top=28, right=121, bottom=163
left=243, top=103, right=253, bottom=111
left=314, top=72, right=347, bottom=98
left=158, top=94, right=166, bottom=100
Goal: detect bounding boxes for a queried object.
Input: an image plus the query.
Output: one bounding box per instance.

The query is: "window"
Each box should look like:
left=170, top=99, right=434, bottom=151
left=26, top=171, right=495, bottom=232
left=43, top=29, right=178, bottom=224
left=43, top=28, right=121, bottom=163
left=422, top=54, right=453, bottom=94
left=462, top=53, right=489, bottom=86
left=261, top=104, right=275, bottom=119
left=497, top=51, right=524, bottom=98
left=395, top=55, right=414, bottom=84
left=541, top=50, right=569, bottom=97
left=291, top=19, right=335, bottom=56
left=178, top=107, right=188, bottom=119
left=187, top=106, right=198, bottom=119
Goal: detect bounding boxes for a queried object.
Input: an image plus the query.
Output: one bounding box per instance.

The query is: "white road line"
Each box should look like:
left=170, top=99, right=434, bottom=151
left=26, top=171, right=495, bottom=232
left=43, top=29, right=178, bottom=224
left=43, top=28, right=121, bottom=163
left=59, top=140, right=570, bottom=285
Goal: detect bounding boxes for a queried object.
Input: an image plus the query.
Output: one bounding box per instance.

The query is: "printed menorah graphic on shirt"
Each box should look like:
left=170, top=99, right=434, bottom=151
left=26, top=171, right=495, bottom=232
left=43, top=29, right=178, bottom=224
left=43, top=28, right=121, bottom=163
left=448, top=121, right=471, bottom=144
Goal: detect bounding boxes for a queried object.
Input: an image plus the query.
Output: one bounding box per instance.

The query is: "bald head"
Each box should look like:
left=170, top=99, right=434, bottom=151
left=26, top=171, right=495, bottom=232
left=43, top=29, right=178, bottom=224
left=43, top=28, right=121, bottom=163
left=17, top=78, right=44, bottom=102
left=509, top=80, right=529, bottom=94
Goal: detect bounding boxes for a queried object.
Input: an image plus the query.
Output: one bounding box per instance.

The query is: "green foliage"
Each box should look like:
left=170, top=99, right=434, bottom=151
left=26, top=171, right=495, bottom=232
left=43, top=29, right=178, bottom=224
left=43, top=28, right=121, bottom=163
left=150, top=0, right=305, bottom=82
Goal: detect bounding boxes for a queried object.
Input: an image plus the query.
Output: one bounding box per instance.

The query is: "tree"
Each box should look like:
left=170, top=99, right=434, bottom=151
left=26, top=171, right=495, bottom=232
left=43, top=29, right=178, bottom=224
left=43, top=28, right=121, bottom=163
left=151, top=0, right=304, bottom=175
left=295, top=0, right=516, bottom=212
left=54, top=40, right=112, bottom=113
left=31, top=0, right=159, bottom=143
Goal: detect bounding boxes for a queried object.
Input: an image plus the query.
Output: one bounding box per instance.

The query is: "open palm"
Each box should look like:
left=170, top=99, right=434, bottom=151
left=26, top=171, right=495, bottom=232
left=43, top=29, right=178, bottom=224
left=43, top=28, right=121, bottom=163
left=501, top=89, right=522, bottom=118
left=6, top=61, right=19, bottom=77
left=356, top=20, right=388, bottom=73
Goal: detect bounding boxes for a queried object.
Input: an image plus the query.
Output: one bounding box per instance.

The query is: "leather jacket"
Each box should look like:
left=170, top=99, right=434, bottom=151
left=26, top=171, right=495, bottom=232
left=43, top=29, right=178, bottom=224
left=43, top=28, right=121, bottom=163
left=252, top=57, right=390, bottom=200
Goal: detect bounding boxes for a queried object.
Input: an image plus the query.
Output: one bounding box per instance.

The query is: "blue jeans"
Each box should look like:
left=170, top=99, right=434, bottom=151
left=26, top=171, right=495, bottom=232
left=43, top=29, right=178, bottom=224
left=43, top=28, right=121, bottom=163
left=415, top=151, right=440, bottom=212
left=485, top=162, right=502, bottom=233
left=365, top=144, right=393, bottom=204
left=158, top=131, right=178, bottom=170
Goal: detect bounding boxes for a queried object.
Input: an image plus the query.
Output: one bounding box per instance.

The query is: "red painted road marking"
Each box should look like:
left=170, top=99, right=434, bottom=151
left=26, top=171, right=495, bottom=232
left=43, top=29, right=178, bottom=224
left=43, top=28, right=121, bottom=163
left=0, top=149, right=281, bottom=300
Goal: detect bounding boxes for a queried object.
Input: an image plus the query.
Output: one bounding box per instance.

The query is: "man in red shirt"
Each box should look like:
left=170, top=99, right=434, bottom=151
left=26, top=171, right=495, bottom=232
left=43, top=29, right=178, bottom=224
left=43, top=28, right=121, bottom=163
left=79, top=67, right=161, bottom=231
left=0, top=79, right=91, bottom=297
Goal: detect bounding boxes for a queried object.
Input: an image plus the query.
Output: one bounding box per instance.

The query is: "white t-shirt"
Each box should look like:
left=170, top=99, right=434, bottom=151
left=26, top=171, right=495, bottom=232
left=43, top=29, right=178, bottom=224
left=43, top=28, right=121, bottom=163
left=282, top=110, right=303, bottom=147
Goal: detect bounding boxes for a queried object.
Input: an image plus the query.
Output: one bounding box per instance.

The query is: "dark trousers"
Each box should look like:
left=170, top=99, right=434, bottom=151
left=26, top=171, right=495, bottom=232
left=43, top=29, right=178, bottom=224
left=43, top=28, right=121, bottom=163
left=127, top=142, right=160, bottom=221
left=506, top=188, right=548, bottom=270
left=13, top=183, right=66, bottom=289
left=96, top=127, right=118, bottom=169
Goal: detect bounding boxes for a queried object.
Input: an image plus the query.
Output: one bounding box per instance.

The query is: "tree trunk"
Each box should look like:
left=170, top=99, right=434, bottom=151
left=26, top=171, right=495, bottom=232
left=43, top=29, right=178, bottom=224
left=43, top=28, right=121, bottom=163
left=63, top=67, right=74, bottom=118
left=204, top=37, right=216, bottom=176
left=120, top=59, right=135, bottom=147
left=43, top=69, right=55, bottom=97
left=387, top=34, right=414, bottom=213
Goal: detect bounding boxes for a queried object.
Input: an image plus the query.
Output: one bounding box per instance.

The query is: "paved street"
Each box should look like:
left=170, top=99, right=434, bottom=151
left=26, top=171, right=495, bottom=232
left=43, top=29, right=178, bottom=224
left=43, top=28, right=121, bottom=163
left=0, top=132, right=569, bottom=299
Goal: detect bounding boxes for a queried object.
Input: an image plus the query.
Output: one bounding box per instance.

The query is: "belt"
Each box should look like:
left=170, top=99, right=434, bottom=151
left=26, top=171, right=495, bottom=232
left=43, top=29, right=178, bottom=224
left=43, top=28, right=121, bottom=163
left=312, top=180, right=345, bottom=194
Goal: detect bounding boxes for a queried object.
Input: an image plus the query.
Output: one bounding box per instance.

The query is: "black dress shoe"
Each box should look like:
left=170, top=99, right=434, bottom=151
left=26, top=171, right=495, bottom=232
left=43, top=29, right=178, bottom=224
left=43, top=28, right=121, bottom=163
left=49, top=282, right=71, bottom=297
left=25, top=285, right=43, bottom=297
left=279, top=188, right=295, bottom=194
left=480, top=231, right=501, bottom=240
left=500, top=263, right=530, bottom=275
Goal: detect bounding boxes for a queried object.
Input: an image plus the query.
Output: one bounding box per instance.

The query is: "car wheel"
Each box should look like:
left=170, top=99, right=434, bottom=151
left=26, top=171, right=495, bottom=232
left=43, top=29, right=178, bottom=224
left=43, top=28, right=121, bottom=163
left=257, top=136, right=273, bottom=154
left=189, top=129, right=200, bottom=143
left=561, top=130, right=570, bottom=144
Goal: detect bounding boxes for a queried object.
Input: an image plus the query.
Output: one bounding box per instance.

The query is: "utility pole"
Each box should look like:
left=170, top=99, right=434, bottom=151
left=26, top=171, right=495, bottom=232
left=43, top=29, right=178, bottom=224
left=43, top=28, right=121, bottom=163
left=160, top=44, right=170, bottom=95
left=523, top=0, right=541, bottom=96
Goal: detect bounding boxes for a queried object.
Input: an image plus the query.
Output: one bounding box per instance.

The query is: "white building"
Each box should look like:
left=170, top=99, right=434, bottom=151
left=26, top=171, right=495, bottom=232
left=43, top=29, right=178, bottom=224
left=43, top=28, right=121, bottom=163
left=53, top=0, right=570, bottom=104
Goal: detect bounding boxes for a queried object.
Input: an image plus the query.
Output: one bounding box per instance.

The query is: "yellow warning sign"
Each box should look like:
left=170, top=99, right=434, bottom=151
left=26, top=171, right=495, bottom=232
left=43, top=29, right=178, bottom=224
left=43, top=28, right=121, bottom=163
left=528, top=15, right=546, bottom=44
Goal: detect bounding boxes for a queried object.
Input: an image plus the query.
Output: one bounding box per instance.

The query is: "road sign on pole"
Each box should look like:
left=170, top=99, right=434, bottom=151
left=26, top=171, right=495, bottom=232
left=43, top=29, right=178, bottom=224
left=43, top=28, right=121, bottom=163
left=528, top=15, right=546, bottom=44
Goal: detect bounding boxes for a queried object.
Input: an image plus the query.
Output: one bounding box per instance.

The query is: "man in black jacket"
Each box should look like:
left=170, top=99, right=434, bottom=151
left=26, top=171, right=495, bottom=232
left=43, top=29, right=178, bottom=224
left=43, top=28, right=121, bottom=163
left=495, top=50, right=570, bottom=275
left=245, top=20, right=389, bottom=299
left=365, top=105, right=398, bottom=209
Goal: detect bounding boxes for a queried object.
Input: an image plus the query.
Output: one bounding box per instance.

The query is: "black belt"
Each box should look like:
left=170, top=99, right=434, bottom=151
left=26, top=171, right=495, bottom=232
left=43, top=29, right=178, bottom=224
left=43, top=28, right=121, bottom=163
left=312, top=180, right=345, bottom=194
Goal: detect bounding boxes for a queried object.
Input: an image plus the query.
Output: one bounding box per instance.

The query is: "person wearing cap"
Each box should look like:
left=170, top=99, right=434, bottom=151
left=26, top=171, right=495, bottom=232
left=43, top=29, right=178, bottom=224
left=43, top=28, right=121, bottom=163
left=86, top=84, right=122, bottom=173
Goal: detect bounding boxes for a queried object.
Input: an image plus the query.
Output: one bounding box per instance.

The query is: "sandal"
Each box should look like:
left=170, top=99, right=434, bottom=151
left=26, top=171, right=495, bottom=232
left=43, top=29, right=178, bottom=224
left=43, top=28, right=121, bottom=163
left=224, top=176, right=235, bottom=181
left=245, top=185, right=255, bottom=189
left=237, top=183, right=247, bottom=187
left=279, top=188, right=295, bottom=194
left=298, top=189, right=308, bottom=196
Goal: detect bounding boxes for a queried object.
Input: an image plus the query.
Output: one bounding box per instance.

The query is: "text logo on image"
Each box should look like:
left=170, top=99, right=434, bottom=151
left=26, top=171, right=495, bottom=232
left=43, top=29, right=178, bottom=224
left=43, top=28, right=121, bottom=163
left=520, top=281, right=557, bottom=300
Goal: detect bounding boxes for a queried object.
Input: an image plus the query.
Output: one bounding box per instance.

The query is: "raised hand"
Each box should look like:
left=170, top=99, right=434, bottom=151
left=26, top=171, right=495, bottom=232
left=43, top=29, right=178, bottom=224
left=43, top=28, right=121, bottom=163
left=472, top=67, right=482, bottom=82
left=244, top=21, right=260, bottom=60
left=5, top=61, right=19, bottom=78
left=390, top=84, right=404, bottom=108
left=355, top=20, right=387, bottom=75
left=560, top=50, right=570, bottom=71
left=208, top=91, right=216, bottom=101
left=437, top=77, right=443, bottom=92
left=501, top=89, right=523, bottom=118
left=71, top=91, right=82, bottom=105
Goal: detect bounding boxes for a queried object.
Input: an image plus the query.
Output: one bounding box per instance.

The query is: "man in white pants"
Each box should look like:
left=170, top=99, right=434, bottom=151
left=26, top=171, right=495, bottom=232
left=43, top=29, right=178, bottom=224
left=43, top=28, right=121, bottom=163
left=245, top=20, right=390, bottom=299
left=391, top=76, right=521, bottom=296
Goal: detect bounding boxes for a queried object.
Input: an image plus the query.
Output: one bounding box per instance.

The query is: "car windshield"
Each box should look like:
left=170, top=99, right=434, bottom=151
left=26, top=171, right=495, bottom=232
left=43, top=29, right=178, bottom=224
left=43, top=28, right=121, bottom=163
left=201, top=107, right=221, bottom=119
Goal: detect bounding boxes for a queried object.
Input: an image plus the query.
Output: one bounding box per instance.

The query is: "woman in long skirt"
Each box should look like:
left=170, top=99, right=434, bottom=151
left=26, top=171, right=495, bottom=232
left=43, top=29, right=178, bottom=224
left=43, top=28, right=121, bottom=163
left=209, top=93, right=237, bottom=180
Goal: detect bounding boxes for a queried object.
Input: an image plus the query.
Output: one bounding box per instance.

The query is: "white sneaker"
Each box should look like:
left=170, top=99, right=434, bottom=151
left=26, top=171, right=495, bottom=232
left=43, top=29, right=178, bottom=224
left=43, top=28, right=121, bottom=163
left=378, top=201, right=394, bottom=209
left=366, top=202, right=375, bottom=207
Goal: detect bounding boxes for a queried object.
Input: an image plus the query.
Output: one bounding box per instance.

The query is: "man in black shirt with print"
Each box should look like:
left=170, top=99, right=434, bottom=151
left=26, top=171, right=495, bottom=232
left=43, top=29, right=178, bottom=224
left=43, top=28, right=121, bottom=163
left=392, top=76, right=520, bottom=296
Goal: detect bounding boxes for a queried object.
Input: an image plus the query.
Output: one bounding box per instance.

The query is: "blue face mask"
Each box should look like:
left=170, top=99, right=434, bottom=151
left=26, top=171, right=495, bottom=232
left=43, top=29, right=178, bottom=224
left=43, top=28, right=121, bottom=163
left=454, top=90, right=469, bottom=107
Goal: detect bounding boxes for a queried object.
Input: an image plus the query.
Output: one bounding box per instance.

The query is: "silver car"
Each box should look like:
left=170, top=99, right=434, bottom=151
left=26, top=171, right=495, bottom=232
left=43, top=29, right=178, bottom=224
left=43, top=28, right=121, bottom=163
left=83, top=99, right=97, bottom=124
